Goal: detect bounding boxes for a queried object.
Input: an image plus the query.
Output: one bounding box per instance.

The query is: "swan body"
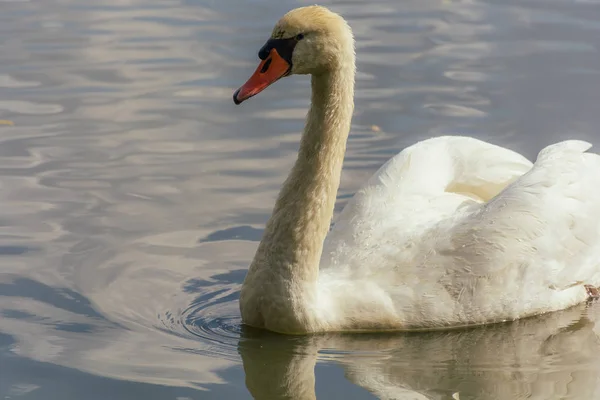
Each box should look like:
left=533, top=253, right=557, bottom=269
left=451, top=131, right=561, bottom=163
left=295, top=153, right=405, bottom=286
left=233, top=5, right=600, bottom=334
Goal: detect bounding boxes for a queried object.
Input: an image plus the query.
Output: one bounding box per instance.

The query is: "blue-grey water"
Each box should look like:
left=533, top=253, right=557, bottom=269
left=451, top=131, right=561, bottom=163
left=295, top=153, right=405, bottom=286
left=2, top=0, right=600, bottom=399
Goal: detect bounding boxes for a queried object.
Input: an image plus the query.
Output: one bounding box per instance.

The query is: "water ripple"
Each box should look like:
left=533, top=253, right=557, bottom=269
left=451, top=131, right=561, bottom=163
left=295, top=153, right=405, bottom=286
left=178, top=297, right=242, bottom=360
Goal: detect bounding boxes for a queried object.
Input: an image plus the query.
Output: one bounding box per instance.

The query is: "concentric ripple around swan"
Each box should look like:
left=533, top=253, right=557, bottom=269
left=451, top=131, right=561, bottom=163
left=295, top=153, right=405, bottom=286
left=155, top=276, right=244, bottom=361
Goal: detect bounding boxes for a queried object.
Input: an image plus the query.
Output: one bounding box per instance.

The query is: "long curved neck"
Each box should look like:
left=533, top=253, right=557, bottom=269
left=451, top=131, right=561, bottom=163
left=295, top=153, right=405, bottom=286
left=252, top=64, right=355, bottom=284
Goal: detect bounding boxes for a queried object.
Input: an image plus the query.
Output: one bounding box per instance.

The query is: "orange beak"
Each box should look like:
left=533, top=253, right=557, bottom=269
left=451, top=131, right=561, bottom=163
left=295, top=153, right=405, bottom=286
left=233, top=48, right=291, bottom=104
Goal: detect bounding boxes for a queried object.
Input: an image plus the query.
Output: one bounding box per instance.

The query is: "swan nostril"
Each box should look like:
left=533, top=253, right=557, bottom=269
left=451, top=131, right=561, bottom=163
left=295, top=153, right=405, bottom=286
left=260, top=58, right=272, bottom=73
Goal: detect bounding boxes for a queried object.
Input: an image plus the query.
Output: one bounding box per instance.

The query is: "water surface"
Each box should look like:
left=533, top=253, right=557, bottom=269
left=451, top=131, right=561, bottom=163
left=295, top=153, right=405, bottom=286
left=2, top=0, right=600, bottom=399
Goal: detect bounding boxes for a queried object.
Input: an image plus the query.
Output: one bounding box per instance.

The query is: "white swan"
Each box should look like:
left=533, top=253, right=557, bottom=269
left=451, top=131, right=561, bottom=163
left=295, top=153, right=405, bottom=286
left=233, top=5, right=600, bottom=334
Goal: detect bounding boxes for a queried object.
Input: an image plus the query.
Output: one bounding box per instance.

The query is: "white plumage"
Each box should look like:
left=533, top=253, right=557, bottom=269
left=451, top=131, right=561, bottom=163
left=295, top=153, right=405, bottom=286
left=235, top=5, right=600, bottom=333
left=319, top=136, right=600, bottom=329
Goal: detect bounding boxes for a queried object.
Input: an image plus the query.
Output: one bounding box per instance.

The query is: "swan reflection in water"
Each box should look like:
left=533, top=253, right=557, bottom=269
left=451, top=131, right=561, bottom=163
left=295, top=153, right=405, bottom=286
left=237, top=302, right=600, bottom=400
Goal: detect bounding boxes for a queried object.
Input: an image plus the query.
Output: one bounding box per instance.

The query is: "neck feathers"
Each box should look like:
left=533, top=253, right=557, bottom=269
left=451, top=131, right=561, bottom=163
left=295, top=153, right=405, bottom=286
left=251, top=64, right=355, bottom=284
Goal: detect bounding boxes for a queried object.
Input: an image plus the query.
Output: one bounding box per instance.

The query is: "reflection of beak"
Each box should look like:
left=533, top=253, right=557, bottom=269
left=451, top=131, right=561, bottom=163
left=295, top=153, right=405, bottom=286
left=233, top=48, right=291, bottom=105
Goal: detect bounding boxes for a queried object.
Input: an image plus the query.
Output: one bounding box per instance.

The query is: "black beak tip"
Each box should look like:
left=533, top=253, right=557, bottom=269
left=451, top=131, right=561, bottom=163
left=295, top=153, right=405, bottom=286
left=233, top=89, right=242, bottom=105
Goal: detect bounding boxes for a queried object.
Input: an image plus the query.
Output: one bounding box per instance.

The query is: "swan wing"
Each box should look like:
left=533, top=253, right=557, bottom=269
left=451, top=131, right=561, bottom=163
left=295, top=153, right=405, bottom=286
left=439, top=140, right=600, bottom=292
left=321, top=136, right=533, bottom=274
left=319, top=137, right=600, bottom=326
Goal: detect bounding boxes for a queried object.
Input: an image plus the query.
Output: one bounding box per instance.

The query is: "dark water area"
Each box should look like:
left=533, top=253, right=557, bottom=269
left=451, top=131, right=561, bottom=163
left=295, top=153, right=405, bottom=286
left=1, top=0, right=600, bottom=399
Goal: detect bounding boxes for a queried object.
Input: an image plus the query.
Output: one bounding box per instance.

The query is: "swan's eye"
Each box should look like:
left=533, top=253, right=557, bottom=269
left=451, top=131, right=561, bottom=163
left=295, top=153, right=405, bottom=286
left=295, top=33, right=305, bottom=41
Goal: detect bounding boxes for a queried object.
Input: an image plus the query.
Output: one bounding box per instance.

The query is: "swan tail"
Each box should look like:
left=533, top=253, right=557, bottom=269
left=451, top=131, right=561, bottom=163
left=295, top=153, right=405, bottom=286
left=535, top=140, right=592, bottom=162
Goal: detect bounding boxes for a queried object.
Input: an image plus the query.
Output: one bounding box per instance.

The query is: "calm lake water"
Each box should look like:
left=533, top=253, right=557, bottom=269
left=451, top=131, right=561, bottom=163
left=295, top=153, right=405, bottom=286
left=2, top=0, right=600, bottom=399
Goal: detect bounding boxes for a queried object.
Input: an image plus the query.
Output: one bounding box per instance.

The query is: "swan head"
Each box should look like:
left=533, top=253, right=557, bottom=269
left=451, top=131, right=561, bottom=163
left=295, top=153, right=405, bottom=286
left=233, top=5, right=354, bottom=104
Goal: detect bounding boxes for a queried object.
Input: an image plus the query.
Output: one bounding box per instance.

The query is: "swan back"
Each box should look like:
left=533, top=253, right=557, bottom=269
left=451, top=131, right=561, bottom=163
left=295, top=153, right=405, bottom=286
left=367, top=136, right=533, bottom=201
